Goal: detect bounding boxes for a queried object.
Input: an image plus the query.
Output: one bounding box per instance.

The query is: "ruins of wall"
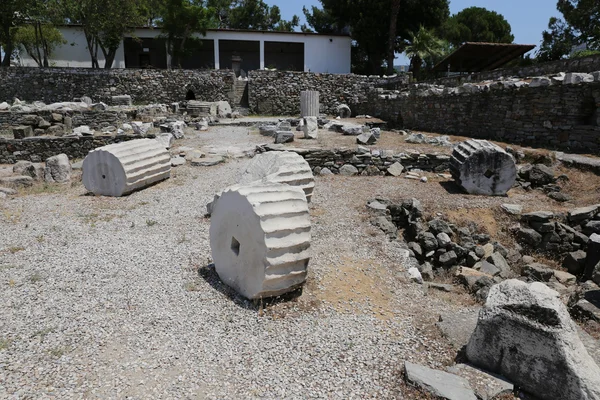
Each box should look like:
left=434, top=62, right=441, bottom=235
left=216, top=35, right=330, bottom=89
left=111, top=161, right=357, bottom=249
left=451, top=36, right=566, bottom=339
left=0, top=110, right=137, bottom=131
left=367, top=81, right=600, bottom=154
left=0, top=67, right=236, bottom=104
left=261, top=146, right=451, bottom=174
left=432, top=54, right=600, bottom=86
left=248, top=70, right=409, bottom=116
left=0, top=135, right=155, bottom=163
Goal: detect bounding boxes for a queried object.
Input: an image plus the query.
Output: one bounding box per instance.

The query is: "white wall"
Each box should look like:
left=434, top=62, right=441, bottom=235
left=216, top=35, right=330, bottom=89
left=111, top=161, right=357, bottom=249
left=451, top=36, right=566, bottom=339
left=19, top=27, right=126, bottom=68
left=18, top=26, right=351, bottom=73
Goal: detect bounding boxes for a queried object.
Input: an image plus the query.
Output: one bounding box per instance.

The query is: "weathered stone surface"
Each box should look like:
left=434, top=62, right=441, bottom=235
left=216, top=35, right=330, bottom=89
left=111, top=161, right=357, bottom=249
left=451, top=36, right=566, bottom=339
left=356, top=131, right=376, bottom=145
left=564, top=72, right=594, bottom=85
left=517, top=227, right=543, bottom=247
left=564, top=250, right=587, bottom=275
left=170, top=156, right=186, bottom=167
left=216, top=101, right=232, bottom=118
left=336, top=104, right=351, bottom=118
left=466, top=280, right=600, bottom=400
left=501, top=203, right=523, bottom=215
left=44, top=154, right=71, bottom=183
left=300, top=91, right=319, bottom=117
left=585, top=234, right=600, bottom=281
left=450, top=140, right=516, bottom=196
left=274, top=131, right=294, bottom=144
left=190, top=156, right=224, bottom=167
left=302, top=116, right=318, bottom=139
left=259, top=125, right=277, bottom=136
left=82, top=138, right=171, bottom=196
left=568, top=204, right=600, bottom=223
left=170, top=121, right=186, bottom=139
left=155, top=132, right=174, bottom=149
left=12, top=125, right=33, bottom=139
left=405, top=362, right=477, bottom=400
left=131, top=121, right=152, bottom=135
left=240, top=151, right=314, bottom=202
left=339, top=164, right=358, bottom=176
left=209, top=182, right=311, bottom=299
left=522, top=263, right=554, bottom=282
left=0, top=175, right=34, bottom=187
left=387, top=162, right=404, bottom=176
left=111, top=95, right=132, bottom=106
left=446, top=364, right=513, bottom=400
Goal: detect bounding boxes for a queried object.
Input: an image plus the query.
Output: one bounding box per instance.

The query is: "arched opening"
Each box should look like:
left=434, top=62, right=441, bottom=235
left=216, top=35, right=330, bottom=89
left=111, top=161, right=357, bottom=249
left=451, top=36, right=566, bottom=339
left=186, top=89, right=196, bottom=100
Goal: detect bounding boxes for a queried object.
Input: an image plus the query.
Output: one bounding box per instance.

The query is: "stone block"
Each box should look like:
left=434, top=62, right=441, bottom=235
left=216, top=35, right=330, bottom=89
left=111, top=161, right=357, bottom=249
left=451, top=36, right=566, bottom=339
left=209, top=182, right=311, bottom=299
left=302, top=116, right=318, bottom=139
left=300, top=91, right=319, bottom=117
left=44, top=154, right=72, bottom=183
left=450, top=140, right=516, bottom=196
left=82, top=138, right=171, bottom=196
left=274, top=131, right=294, bottom=144
left=466, top=280, right=600, bottom=400
left=12, top=125, right=33, bottom=139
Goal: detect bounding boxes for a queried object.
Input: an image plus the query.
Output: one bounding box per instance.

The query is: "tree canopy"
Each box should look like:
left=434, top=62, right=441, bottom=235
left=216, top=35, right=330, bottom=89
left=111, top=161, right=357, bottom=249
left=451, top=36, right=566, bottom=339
left=538, top=0, right=600, bottom=61
left=303, top=0, right=450, bottom=75
left=441, top=6, right=514, bottom=47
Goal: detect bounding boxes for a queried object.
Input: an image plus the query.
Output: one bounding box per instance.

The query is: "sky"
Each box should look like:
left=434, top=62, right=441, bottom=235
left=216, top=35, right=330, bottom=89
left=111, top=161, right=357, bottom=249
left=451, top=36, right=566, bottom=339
left=264, top=0, right=561, bottom=64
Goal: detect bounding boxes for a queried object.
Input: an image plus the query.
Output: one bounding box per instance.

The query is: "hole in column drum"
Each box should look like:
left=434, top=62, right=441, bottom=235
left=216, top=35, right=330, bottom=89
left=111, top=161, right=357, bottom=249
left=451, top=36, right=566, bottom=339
left=231, top=236, right=240, bottom=256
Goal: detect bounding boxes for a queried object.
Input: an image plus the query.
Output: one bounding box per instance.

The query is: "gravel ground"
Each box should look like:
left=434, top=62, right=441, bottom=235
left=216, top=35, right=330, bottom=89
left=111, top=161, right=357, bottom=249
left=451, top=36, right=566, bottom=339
left=1, top=125, right=594, bottom=398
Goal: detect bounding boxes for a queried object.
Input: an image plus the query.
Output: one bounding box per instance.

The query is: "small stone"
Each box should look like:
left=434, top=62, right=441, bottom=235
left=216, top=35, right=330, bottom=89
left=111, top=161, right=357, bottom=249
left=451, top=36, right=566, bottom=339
left=501, top=204, right=523, bottom=215
left=319, top=168, right=333, bottom=176
left=522, top=263, right=554, bottom=282
left=563, top=250, right=587, bottom=275
left=517, top=227, right=543, bottom=247
left=44, top=154, right=71, bottom=183
left=190, top=156, right=224, bottom=167
left=408, top=267, right=423, bottom=284
left=404, top=362, right=477, bottom=400
left=171, top=157, right=186, bottom=167
left=339, top=164, right=358, bottom=176
left=521, top=211, right=554, bottom=222
left=437, top=232, right=452, bottom=248
left=356, top=132, right=376, bottom=145
left=387, top=162, right=404, bottom=176
left=554, top=270, right=576, bottom=285
left=439, top=250, right=458, bottom=267
left=274, top=131, right=294, bottom=144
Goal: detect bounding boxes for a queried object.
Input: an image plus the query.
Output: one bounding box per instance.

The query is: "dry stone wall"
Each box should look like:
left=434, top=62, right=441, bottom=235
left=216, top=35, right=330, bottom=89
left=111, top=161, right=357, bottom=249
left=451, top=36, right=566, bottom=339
left=367, top=80, right=600, bottom=154
left=0, top=110, right=137, bottom=131
left=248, top=70, right=409, bottom=116
left=432, top=54, right=600, bottom=86
left=0, top=134, right=155, bottom=163
left=0, top=67, right=236, bottom=104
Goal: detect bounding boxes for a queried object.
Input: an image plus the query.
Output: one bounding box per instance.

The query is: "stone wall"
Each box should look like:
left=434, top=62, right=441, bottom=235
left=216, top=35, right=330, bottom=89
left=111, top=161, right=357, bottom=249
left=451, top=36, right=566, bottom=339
left=366, top=81, right=600, bottom=154
left=261, top=145, right=450, bottom=175
left=248, top=70, right=409, bottom=116
left=0, top=110, right=138, bottom=131
left=0, top=135, right=155, bottom=163
left=432, top=54, right=600, bottom=86
left=0, top=67, right=236, bottom=104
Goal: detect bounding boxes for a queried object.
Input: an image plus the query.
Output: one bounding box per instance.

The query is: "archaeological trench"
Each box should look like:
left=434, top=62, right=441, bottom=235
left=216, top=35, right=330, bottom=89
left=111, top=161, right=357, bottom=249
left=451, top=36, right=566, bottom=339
left=1, top=57, right=600, bottom=399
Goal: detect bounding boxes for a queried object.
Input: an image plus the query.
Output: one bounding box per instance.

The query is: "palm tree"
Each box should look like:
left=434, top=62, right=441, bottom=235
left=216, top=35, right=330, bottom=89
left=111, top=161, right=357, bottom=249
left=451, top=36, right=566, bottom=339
left=404, top=25, right=445, bottom=80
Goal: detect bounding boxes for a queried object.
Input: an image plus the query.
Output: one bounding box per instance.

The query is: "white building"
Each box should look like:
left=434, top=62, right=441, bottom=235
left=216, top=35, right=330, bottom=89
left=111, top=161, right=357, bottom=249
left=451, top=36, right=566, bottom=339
left=18, top=26, right=352, bottom=74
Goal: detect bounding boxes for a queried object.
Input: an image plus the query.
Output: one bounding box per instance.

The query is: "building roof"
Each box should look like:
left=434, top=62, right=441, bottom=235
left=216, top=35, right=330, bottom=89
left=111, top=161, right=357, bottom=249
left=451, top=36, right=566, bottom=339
left=58, top=24, right=350, bottom=38
left=433, top=42, right=536, bottom=72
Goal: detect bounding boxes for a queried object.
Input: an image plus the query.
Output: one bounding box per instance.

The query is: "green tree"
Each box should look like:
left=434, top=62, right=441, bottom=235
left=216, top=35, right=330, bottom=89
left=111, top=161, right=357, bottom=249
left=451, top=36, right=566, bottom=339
left=305, top=0, right=449, bottom=75
left=537, top=0, right=600, bottom=61
left=537, top=17, right=576, bottom=61
left=15, top=24, right=65, bottom=67
left=441, top=6, right=514, bottom=47
left=0, top=0, right=27, bottom=66
left=159, top=0, right=213, bottom=68
left=404, top=26, right=445, bottom=80
left=208, top=0, right=299, bottom=31
left=60, top=0, right=148, bottom=68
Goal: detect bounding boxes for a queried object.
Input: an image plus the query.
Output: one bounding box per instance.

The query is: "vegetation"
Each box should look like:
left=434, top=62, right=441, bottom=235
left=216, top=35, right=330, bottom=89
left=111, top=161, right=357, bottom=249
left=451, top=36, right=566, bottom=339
left=441, top=6, right=514, bottom=47
left=538, top=0, right=600, bottom=61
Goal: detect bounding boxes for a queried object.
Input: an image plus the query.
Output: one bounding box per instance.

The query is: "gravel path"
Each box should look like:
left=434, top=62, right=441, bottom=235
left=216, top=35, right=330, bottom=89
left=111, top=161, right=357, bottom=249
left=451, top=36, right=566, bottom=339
left=0, top=127, right=510, bottom=399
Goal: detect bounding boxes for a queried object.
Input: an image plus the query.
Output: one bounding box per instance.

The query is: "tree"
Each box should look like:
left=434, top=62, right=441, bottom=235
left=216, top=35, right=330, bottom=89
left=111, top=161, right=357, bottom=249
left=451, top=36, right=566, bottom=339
left=537, top=17, right=576, bottom=61
left=60, top=0, right=148, bottom=68
left=441, top=6, right=514, bottom=47
left=160, top=0, right=213, bottom=68
left=557, top=0, right=600, bottom=50
left=305, top=0, right=449, bottom=75
left=15, top=24, right=65, bottom=67
left=0, top=0, right=27, bottom=66
left=208, top=0, right=299, bottom=31
left=537, top=0, right=600, bottom=61
left=386, top=0, right=401, bottom=75
left=404, top=26, right=445, bottom=79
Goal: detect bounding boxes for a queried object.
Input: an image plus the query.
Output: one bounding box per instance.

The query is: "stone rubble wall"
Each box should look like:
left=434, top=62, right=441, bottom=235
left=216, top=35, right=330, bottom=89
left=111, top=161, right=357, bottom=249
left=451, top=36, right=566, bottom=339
left=431, top=54, right=600, bottom=87
left=0, top=67, right=236, bottom=105
left=260, top=146, right=450, bottom=175
left=0, top=134, right=155, bottom=163
left=366, top=80, right=600, bottom=154
left=0, top=110, right=137, bottom=131
left=248, top=70, right=410, bottom=116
